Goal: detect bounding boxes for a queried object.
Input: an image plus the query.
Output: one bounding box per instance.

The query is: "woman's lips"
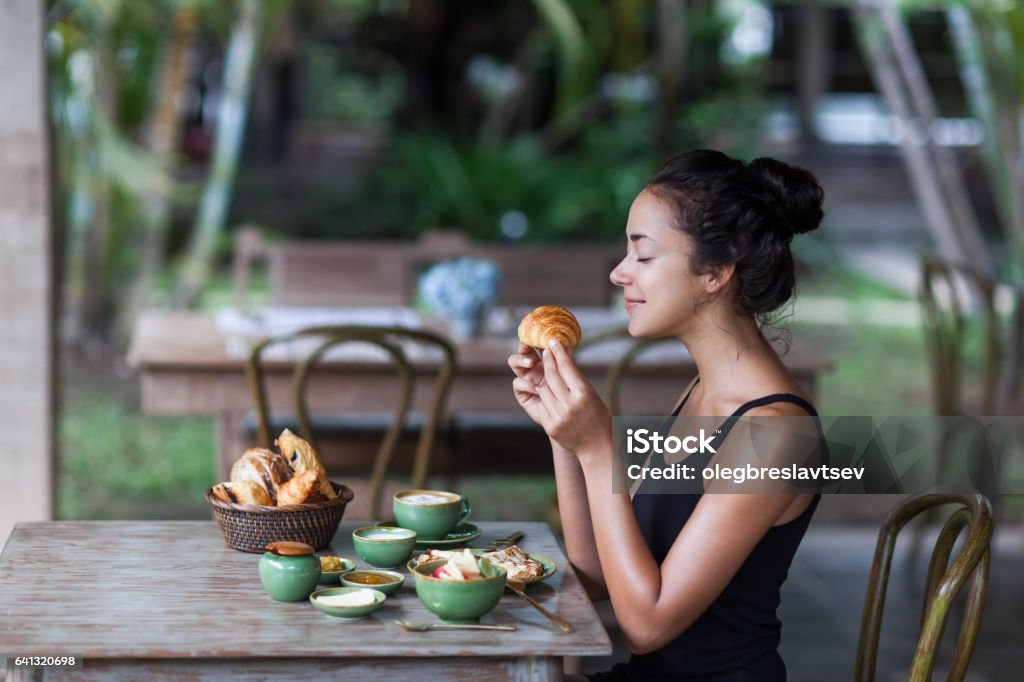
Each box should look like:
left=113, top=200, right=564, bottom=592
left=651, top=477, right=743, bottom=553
left=624, top=298, right=645, bottom=310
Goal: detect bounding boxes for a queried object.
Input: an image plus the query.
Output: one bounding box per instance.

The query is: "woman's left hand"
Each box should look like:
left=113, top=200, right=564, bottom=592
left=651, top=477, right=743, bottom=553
left=529, top=339, right=613, bottom=459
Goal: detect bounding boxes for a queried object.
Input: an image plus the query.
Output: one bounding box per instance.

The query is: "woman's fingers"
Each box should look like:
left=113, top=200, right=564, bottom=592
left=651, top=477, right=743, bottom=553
left=542, top=343, right=571, bottom=404
left=507, top=353, right=535, bottom=377
left=513, top=378, right=553, bottom=423
left=547, top=340, right=587, bottom=392
left=512, top=377, right=539, bottom=395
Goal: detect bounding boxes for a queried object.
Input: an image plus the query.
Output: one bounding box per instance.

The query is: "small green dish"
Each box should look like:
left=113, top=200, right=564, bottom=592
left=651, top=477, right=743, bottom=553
left=318, top=558, right=356, bottom=584
left=352, top=526, right=418, bottom=568
left=309, top=587, right=385, bottom=620
left=340, top=569, right=405, bottom=595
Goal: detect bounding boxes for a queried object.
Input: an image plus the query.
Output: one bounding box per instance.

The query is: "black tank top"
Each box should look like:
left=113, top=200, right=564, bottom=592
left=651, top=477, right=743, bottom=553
left=626, top=379, right=824, bottom=681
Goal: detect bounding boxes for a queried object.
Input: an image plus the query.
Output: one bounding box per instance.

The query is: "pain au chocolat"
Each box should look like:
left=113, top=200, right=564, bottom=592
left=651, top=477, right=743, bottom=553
left=517, top=305, right=582, bottom=350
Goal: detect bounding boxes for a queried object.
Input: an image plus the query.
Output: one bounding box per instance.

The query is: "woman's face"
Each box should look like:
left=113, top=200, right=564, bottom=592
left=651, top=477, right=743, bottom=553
left=610, top=190, right=706, bottom=339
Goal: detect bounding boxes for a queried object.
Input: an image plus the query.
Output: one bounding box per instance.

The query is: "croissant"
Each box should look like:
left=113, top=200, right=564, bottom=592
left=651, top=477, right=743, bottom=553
left=518, top=305, right=582, bottom=350
left=277, top=470, right=326, bottom=506
left=229, top=448, right=293, bottom=505
left=212, top=480, right=273, bottom=506
left=276, top=429, right=335, bottom=500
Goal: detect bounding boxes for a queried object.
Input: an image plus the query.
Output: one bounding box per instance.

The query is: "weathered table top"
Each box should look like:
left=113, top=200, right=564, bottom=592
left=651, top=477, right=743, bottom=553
left=0, top=520, right=612, bottom=660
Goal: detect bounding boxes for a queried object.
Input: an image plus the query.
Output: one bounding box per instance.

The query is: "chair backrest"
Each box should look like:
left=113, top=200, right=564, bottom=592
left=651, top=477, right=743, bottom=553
left=919, top=254, right=1023, bottom=416
left=577, top=326, right=681, bottom=415
left=920, top=255, right=999, bottom=416
left=855, top=492, right=993, bottom=682
left=245, top=325, right=457, bottom=520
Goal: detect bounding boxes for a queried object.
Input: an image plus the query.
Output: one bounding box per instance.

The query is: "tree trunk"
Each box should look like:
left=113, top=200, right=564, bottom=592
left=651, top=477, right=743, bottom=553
left=118, top=5, right=198, bottom=339
left=797, top=1, right=830, bottom=148
left=174, top=0, right=264, bottom=308
left=655, top=0, right=686, bottom=151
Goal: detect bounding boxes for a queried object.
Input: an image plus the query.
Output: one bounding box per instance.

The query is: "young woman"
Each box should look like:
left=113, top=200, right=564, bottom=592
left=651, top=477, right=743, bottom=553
left=508, top=149, right=826, bottom=681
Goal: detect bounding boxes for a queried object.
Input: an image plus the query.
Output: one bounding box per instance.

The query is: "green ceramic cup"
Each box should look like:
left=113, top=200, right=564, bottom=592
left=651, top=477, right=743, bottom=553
left=258, top=543, right=322, bottom=602
left=412, top=559, right=507, bottom=624
left=352, top=526, right=418, bottom=567
left=393, top=490, right=471, bottom=541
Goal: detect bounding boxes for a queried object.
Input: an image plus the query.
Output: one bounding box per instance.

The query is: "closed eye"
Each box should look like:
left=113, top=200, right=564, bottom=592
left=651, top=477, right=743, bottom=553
left=637, top=257, right=652, bottom=263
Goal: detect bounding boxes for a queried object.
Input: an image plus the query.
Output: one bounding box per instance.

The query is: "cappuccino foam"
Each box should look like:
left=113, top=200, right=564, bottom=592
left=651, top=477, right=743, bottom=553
left=400, top=493, right=454, bottom=505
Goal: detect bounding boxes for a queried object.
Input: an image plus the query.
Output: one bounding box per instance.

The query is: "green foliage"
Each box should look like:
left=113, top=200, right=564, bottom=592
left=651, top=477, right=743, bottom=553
left=324, top=0, right=773, bottom=242
left=303, top=42, right=404, bottom=128
left=347, top=132, right=640, bottom=243
left=59, top=379, right=216, bottom=520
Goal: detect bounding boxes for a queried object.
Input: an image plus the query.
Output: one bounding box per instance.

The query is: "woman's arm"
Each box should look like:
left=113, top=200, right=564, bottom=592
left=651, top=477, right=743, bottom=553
left=550, top=438, right=608, bottom=601
left=507, top=343, right=607, bottom=600
left=577, top=459, right=797, bottom=653
left=537, top=340, right=803, bottom=654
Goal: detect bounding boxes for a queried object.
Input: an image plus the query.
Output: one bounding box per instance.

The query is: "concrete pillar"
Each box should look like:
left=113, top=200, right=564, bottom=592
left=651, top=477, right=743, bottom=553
left=0, top=0, right=55, bottom=543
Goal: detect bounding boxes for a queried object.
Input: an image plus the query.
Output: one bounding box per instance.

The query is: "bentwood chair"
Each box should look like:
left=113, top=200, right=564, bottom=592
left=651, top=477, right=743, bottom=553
left=856, top=492, right=993, bottom=682
left=919, top=254, right=1024, bottom=417
left=246, top=325, right=457, bottom=520
left=915, top=257, right=1022, bottom=567
left=577, top=326, right=681, bottom=415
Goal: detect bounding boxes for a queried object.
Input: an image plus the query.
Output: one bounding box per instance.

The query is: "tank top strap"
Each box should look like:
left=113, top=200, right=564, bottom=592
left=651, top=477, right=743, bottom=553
left=669, top=377, right=701, bottom=417
left=713, top=393, right=818, bottom=444
left=733, top=393, right=819, bottom=418
left=690, top=393, right=821, bottom=470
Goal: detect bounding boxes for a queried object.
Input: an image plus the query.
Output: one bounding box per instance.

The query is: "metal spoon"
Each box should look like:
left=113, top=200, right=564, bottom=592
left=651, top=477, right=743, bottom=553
left=394, top=619, right=517, bottom=632
left=482, top=530, right=525, bottom=551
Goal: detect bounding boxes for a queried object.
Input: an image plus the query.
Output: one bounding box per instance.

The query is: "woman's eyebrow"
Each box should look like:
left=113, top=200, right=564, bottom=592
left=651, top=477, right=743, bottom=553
left=629, top=233, right=653, bottom=242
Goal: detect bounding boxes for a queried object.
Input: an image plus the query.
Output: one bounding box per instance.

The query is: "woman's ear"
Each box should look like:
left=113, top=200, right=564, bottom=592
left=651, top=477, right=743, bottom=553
left=703, top=263, right=736, bottom=295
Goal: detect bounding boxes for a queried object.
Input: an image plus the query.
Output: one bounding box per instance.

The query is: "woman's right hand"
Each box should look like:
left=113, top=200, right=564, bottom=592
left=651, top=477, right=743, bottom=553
left=508, top=343, right=549, bottom=426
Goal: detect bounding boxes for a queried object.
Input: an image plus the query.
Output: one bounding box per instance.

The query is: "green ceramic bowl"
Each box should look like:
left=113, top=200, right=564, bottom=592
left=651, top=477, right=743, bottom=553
left=309, top=587, right=386, bottom=620
left=352, top=526, right=417, bottom=568
left=317, top=557, right=356, bottom=584
left=340, top=569, right=405, bottom=595
left=412, top=559, right=507, bottom=624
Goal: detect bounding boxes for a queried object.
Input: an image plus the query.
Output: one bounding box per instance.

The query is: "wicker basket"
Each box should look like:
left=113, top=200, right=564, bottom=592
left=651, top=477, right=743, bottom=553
left=207, top=482, right=354, bottom=553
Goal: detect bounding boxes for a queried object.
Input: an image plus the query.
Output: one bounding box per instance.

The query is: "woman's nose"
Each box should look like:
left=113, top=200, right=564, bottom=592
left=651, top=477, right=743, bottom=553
left=610, top=258, right=631, bottom=287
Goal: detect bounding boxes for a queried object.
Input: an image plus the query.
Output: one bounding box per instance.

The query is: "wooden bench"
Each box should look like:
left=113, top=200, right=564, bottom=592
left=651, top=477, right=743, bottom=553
left=233, top=228, right=622, bottom=308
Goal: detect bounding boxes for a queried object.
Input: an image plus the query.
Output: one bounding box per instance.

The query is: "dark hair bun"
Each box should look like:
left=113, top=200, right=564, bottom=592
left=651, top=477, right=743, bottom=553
left=645, top=149, right=826, bottom=317
left=748, top=157, right=824, bottom=238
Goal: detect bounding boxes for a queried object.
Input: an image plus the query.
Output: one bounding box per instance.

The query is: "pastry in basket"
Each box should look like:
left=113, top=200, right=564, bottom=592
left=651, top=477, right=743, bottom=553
left=212, top=480, right=273, bottom=506
left=229, top=447, right=293, bottom=505
left=276, top=470, right=327, bottom=506
left=517, top=305, right=582, bottom=350
left=276, top=429, right=335, bottom=500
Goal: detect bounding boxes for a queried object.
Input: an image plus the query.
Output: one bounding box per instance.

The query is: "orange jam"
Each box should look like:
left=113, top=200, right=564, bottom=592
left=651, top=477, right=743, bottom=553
left=347, top=572, right=397, bottom=585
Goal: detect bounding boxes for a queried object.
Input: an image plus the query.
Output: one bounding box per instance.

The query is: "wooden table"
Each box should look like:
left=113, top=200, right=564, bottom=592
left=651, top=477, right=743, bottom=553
left=127, top=310, right=831, bottom=478
left=0, top=520, right=611, bottom=680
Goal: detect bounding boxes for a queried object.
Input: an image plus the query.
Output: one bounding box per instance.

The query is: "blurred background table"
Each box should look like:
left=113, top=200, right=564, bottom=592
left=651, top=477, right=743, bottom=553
left=127, top=308, right=830, bottom=481
left=0, top=520, right=611, bottom=681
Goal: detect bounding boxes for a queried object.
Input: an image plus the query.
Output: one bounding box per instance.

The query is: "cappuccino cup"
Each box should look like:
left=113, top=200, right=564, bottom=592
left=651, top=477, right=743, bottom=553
left=393, top=490, right=471, bottom=541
